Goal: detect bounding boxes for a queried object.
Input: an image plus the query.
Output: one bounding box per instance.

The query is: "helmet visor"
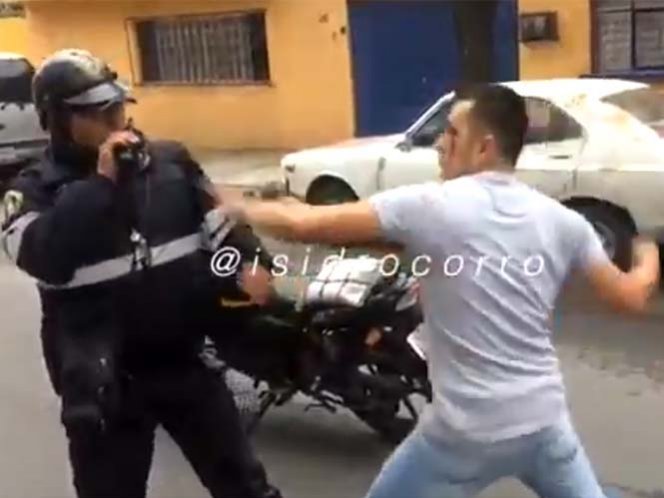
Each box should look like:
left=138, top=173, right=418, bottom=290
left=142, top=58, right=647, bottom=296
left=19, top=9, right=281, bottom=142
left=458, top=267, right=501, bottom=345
left=62, top=81, right=136, bottom=109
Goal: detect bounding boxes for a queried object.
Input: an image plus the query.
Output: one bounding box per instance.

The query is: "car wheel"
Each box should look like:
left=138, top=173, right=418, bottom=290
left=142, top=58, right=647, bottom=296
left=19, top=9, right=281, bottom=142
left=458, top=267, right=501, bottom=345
left=573, top=204, right=635, bottom=271
left=307, top=179, right=358, bottom=205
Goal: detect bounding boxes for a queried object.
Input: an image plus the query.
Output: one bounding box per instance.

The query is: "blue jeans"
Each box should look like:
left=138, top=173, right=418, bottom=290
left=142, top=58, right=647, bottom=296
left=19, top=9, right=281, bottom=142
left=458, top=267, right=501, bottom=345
left=364, top=416, right=620, bottom=498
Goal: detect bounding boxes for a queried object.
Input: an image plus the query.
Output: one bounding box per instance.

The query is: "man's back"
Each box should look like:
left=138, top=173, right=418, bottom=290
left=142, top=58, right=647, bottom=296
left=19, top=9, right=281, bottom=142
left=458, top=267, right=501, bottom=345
left=370, top=171, right=609, bottom=442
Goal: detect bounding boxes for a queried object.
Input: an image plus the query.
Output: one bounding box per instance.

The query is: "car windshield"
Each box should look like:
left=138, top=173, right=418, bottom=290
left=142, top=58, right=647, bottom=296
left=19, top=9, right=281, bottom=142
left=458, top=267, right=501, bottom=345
left=601, top=88, right=664, bottom=136
left=0, top=58, right=33, bottom=104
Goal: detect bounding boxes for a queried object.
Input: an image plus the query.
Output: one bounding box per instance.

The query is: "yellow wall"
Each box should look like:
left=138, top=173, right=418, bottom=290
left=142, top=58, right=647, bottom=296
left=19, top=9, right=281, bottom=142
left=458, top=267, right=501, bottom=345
left=0, top=17, right=32, bottom=58
left=517, top=0, right=664, bottom=92
left=518, top=0, right=591, bottom=79
left=22, top=0, right=356, bottom=150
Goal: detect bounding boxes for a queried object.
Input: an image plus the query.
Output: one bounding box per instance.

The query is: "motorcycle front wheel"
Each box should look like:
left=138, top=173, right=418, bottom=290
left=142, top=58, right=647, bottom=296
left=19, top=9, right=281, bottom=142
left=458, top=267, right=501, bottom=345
left=351, top=367, right=431, bottom=444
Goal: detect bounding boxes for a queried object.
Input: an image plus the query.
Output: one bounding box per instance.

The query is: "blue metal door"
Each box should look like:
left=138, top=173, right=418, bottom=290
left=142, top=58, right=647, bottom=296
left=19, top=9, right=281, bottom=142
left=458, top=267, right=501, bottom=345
left=493, top=0, right=519, bottom=81
left=348, top=0, right=460, bottom=136
left=348, top=0, right=518, bottom=136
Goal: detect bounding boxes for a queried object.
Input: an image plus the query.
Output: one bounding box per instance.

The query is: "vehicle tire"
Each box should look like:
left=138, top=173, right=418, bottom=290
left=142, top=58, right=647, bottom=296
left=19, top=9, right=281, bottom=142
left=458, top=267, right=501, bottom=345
left=572, top=204, right=635, bottom=271
left=307, top=179, right=358, bottom=205
left=355, top=407, right=418, bottom=445
left=351, top=371, right=431, bottom=445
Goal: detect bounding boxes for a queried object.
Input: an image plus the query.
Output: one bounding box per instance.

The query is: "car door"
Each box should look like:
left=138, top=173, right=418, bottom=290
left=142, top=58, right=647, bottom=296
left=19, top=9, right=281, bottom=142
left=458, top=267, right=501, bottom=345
left=515, top=97, right=583, bottom=199
left=377, top=99, right=450, bottom=191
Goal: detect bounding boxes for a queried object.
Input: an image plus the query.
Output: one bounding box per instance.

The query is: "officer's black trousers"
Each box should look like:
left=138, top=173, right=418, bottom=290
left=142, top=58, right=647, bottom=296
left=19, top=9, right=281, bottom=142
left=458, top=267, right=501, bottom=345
left=64, top=363, right=281, bottom=498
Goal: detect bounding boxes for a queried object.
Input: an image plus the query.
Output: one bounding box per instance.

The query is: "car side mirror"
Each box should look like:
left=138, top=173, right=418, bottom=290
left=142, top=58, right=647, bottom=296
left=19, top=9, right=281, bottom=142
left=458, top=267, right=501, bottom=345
left=411, top=130, right=438, bottom=148
left=396, top=137, right=413, bottom=152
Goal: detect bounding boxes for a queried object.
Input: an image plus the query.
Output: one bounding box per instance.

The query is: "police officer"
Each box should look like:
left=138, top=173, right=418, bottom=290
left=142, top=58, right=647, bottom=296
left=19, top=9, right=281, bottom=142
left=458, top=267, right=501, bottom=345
left=0, top=49, right=283, bottom=498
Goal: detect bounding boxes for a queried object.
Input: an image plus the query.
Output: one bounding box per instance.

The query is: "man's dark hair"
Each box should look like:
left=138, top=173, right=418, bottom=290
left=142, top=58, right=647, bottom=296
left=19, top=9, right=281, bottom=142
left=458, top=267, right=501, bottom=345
left=453, top=83, right=529, bottom=165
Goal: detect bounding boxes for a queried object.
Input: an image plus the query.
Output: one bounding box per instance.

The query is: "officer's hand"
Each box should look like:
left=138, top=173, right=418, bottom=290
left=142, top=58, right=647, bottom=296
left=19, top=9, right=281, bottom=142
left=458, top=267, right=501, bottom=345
left=239, top=263, right=274, bottom=306
left=97, top=131, right=141, bottom=182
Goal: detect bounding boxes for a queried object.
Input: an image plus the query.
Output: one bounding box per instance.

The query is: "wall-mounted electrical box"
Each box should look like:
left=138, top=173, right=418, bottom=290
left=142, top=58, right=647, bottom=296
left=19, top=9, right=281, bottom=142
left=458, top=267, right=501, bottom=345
left=519, top=12, right=558, bottom=42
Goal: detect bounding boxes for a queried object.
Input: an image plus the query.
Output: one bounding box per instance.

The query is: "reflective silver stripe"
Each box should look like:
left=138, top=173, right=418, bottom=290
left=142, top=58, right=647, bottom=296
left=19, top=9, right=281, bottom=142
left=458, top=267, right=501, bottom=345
left=148, top=233, right=201, bottom=268
left=39, top=233, right=202, bottom=290
left=1, top=211, right=40, bottom=263
left=202, top=208, right=236, bottom=250
left=38, top=254, right=134, bottom=290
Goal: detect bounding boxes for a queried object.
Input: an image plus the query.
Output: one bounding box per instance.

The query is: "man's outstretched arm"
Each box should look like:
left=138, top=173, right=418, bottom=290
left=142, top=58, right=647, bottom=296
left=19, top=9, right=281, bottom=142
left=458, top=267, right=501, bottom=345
left=230, top=198, right=389, bottom=247
left=230, top=183, right=432, bottom=251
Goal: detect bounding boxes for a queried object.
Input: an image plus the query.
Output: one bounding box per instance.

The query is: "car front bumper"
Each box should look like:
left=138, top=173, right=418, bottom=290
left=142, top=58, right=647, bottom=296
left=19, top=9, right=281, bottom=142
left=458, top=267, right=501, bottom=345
left=285, top=179, right=307, bottom=202
left=0, top=141, right=47, bottom=192
left=0, top=140, right=46, bottom=165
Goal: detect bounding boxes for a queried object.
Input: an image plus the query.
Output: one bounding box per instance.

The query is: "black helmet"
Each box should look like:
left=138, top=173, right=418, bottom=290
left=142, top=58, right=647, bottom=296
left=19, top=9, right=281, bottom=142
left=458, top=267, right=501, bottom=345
left=32, top=49, right=135, bottom=127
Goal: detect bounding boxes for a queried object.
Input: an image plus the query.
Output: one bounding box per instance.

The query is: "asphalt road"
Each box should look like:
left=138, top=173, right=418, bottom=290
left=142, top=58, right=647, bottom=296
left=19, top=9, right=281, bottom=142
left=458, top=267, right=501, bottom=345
left=2, top=243, right=664, bottom=498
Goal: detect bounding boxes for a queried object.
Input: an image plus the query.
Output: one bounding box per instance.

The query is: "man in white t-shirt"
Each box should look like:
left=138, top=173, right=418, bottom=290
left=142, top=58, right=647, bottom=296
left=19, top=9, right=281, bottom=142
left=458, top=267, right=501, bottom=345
left=228, top=84, right=659, bottom=497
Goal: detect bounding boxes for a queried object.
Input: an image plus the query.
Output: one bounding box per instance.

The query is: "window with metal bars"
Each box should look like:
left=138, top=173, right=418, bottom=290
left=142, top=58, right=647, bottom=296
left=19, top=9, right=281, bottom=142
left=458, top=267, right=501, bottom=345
left=0, top=2, right=25, bottom=18
left=134, top=11, right=270, bottom=85
left=593, top=0, right=664, bottom=73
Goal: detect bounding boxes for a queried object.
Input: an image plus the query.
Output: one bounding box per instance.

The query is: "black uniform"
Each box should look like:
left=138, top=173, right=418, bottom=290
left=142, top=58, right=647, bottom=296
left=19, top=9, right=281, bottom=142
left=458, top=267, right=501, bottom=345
left=1, top=138, right=281, bottom=498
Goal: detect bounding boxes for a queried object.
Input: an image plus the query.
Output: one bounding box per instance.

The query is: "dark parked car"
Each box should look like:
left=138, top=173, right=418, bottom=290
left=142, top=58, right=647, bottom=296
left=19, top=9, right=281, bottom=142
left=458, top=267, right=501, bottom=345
left=0, top=52, right=48, bottom=194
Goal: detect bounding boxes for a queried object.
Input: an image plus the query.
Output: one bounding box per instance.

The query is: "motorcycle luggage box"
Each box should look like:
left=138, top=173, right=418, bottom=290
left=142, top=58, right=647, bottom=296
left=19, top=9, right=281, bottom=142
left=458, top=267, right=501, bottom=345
left=303, top=257, right=385, bottom=309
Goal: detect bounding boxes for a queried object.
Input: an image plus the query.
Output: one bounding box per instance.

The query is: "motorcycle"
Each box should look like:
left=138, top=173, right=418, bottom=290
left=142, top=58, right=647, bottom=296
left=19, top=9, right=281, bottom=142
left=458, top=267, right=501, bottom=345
left=203, top=256, right=432, bottom=444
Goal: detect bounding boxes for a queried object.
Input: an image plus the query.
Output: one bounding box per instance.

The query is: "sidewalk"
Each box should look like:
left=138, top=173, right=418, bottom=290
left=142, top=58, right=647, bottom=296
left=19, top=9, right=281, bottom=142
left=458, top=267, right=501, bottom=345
left=191, top=148, right=289, bottom=188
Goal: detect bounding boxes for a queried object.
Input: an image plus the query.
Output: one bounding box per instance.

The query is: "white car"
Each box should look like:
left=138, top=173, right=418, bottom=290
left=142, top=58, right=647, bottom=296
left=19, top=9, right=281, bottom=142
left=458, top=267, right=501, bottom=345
left=281, top=78, right=664, bottom=268
left=0, top=52, right=48, bottom=191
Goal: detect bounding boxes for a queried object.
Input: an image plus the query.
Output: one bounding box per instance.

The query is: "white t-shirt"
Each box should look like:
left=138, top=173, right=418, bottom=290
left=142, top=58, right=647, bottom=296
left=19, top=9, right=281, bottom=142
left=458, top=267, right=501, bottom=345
left=369, top=170, right=609, bottom=442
